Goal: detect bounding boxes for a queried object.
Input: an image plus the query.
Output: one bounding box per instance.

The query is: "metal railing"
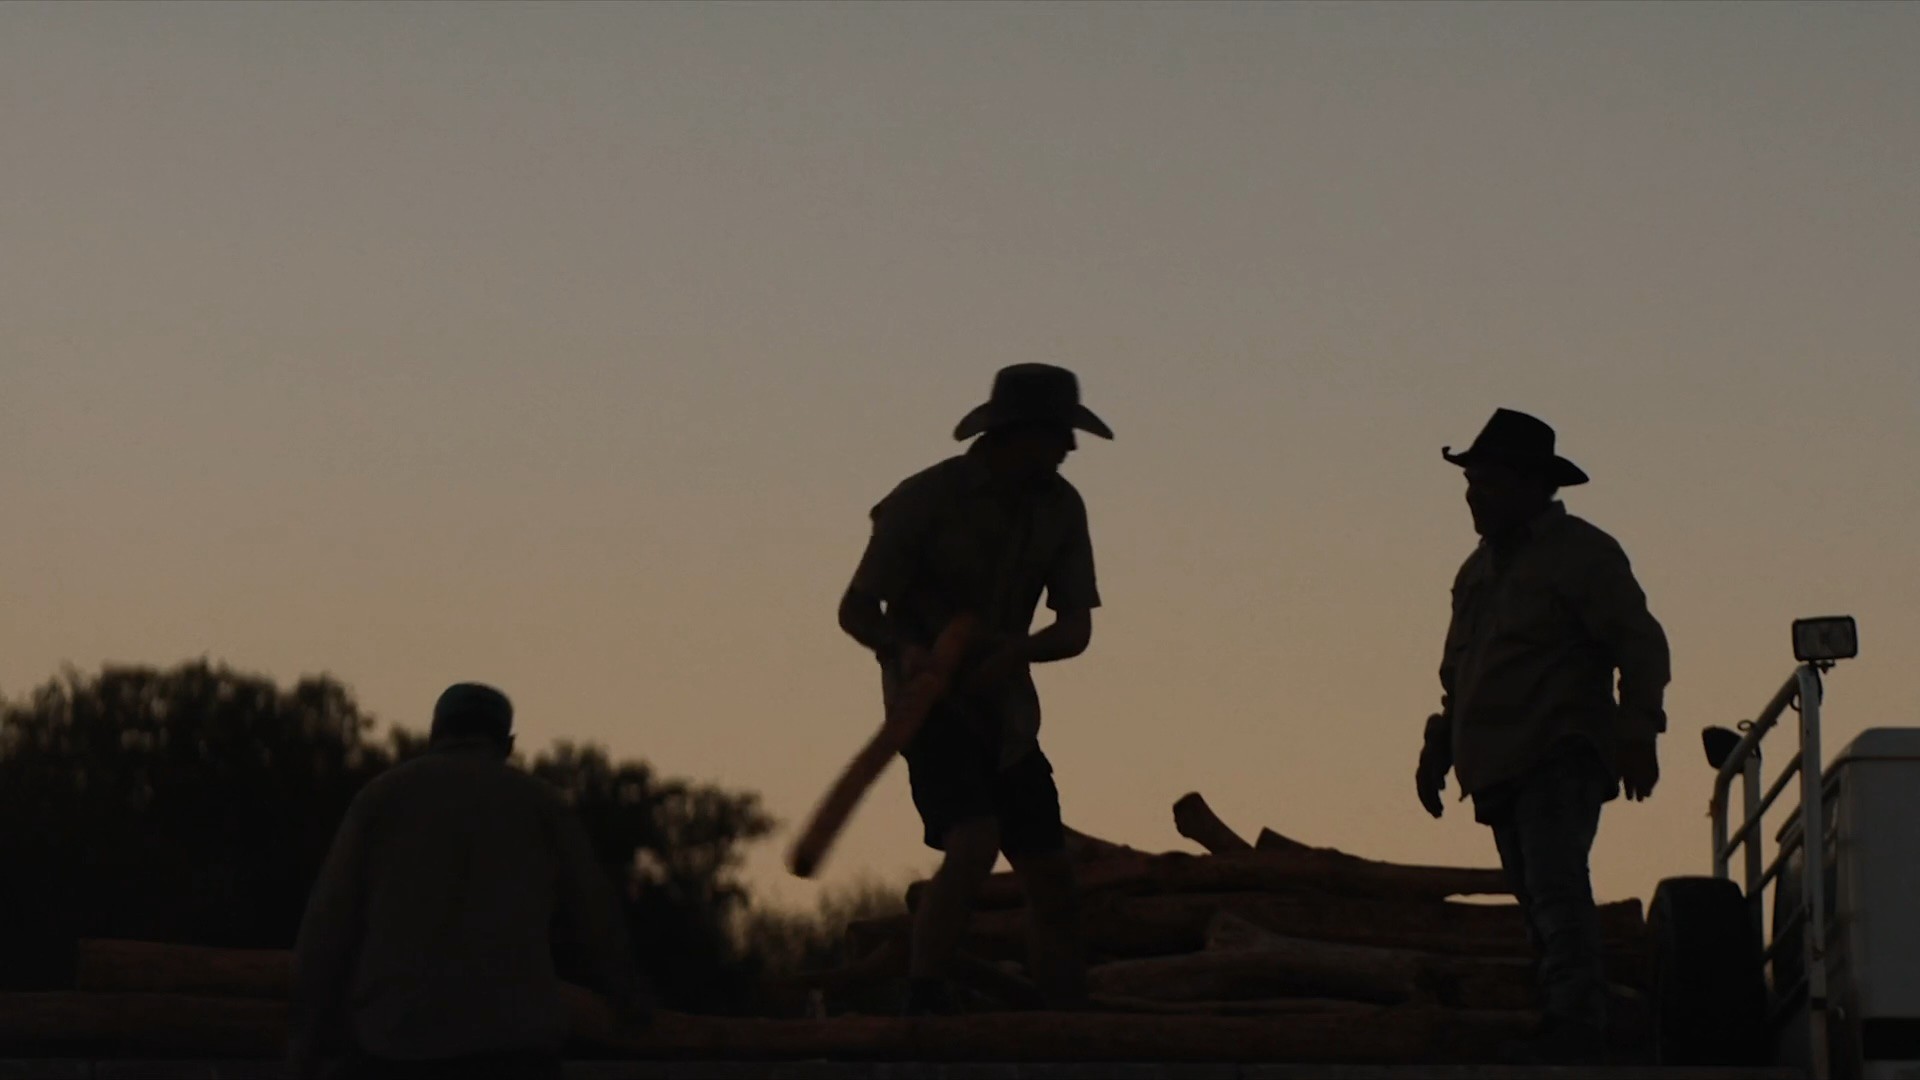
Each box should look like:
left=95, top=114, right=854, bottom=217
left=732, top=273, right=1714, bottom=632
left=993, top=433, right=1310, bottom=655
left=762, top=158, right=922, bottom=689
left=1710, top=663, right=1830, bottom=1079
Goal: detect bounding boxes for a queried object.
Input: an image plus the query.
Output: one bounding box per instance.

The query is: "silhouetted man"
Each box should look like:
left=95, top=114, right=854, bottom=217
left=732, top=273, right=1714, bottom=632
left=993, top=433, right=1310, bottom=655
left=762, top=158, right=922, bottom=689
left=838, top=363, right=1110, bottom=1014
left=1416, top=409, right=1669, bottom=1065
left=290, top=684, right=643, bottom=1080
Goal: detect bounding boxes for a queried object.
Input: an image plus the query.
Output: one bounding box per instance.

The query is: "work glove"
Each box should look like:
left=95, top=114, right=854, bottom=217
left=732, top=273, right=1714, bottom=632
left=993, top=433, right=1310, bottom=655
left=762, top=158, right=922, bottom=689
left=1620, top=738, right=1660, bottom=801
left=1416, top=713, right=1452, bottom=819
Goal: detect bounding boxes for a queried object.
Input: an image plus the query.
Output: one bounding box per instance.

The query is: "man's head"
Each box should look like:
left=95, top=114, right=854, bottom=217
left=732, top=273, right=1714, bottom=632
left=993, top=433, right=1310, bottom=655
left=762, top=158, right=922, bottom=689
left=429, top=682, right=515, bottom=756
left=977, top=419, right=1077, bottom=487
left=1442, top=409, right=1588, bottom=537
left=1463, top=460, right=1558, bottom=538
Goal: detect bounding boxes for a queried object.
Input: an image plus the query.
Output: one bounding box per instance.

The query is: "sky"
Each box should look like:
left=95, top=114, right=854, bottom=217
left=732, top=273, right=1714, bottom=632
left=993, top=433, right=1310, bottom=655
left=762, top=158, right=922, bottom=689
left=3, top=1, right=1917, bottom=914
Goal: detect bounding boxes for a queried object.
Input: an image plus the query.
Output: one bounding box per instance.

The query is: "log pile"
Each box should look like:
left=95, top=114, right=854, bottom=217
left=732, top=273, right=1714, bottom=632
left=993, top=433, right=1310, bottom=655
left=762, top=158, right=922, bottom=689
left=1, top=939, right=1545, bottom=1063
left=0, top=794, right=1651, bottom=1064
left=812, top=793, right=1654, bottom=1060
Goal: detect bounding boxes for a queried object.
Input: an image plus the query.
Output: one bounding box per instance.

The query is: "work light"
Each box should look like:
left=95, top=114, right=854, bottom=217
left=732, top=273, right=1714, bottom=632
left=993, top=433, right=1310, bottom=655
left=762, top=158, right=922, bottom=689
left=1792, top=616, right=1858, bottom=663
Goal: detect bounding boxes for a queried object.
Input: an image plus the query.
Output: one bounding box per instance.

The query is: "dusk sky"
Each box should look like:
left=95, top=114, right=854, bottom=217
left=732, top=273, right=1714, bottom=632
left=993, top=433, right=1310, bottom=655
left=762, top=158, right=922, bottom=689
left=5, top=1, right=1917, bottom=911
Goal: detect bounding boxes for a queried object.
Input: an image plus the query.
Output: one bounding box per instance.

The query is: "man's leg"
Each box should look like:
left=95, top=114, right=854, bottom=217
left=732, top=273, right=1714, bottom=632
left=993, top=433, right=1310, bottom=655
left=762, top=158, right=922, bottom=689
left=901, top=701, right=1004, bottom=1013
left=1502, top=767, right=1608, bottom=1062
left=907, top=815, right=1001, bottom=1009
left=1488, top=812, right=1543, bottom=982
left=1520, top=792, right=1607, bottom=1033
left=1006, top=847, right=1086, bottom=1009
left=1000, top=750, right=1086, bottom=1010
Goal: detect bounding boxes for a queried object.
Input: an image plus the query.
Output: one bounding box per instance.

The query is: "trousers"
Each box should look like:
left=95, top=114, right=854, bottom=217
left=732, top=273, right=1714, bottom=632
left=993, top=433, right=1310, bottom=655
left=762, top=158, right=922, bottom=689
left=1479, top=747, right=1611, bottom=1032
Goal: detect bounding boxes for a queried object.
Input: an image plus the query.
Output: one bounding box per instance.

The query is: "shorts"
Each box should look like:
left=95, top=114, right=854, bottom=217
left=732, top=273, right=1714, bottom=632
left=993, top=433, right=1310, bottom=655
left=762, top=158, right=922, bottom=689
left=902, top=701, right=1064, bottom=857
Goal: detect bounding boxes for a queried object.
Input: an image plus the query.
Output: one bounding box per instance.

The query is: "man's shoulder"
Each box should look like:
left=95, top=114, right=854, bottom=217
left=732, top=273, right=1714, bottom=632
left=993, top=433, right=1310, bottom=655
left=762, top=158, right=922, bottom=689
left=1046, top=473, right=1087, bottom=508
left=359, top=749, right=563, bottom=808
left=1550, top=512, right=1630, bottom=559
left=873, top=457, right=971, bottom=517
left=1452, top=544, right=1490, bottom=587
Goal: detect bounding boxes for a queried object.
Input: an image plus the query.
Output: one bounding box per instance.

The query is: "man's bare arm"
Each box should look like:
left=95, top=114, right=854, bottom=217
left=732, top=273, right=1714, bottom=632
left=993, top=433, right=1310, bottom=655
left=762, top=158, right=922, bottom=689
left=1022, top=607, right=1091, bottom=663
left=838, top=587, right=905, bottom=661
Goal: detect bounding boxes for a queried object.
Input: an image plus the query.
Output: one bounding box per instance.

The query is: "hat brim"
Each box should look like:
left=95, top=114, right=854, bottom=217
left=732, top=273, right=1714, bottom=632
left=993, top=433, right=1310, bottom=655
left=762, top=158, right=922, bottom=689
left=1441, top=447, right=1589, bottom=487
left=954, top=402, right=1114, bottom=442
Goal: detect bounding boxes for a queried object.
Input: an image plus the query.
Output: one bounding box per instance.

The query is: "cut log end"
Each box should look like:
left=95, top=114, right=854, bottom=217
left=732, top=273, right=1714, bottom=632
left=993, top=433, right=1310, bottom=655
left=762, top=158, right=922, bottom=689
left=1172, top=793, right=1253, bottom=854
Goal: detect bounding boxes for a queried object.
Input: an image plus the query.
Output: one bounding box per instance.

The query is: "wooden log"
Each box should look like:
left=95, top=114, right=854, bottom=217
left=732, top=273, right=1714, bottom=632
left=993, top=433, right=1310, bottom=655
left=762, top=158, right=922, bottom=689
left=1207, top=911, right=1649, bottom=1001
left=910, top=846, right=1514, bottom=912
left=1193, top=912, right=1538, bottom=1009
left=0, top=992, right=289, bottom=1056
left=75, top=938, right=290, bottom=998
left=1089, top=996, right=1379, bottom=1017
left=69, top=939, right=642, bottom=1035
left=1172, top=793, right=1253, bottom=854
left=0, top=993, right=1609, bottom=1065
left=851, top=892, right=1645, bottom=963
left=1062, top=826, right=1150, bottom=862
left=592, top=1005, right=1522, bottom=1063
left=1090, top=948, right=1416, bottom=1005
left=951, top=952, right=1045, bottom=1009
left=1256, top=827, right=1311, bottom=852
left=789, top=935, right=908, bottom=991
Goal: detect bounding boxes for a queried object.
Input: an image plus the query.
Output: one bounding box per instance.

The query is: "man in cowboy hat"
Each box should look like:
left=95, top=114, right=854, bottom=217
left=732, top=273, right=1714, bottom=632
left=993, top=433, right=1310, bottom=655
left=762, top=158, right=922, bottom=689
left=837, top=363, right=1111, bottom=1014
left=1416, top=408, right=1669, bottom=1065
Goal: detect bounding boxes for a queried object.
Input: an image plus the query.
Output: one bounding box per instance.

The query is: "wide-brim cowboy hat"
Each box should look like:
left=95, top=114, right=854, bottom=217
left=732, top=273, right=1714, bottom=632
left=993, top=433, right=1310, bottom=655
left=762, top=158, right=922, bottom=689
left=953, top=363, right=1114, bottom=441
left=1442, top=408, right=1589, bottom=487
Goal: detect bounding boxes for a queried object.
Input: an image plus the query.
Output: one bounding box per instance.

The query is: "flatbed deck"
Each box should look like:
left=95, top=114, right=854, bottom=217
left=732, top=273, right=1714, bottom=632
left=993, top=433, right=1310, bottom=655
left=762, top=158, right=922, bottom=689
left=0, top=1062, right=1808, bottom=1080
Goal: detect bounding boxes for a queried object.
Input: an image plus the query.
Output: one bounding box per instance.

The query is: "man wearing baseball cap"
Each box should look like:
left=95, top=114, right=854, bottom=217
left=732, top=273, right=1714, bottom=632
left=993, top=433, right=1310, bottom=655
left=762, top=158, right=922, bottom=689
left=290, top=683, right=644, bottom=1079
left=838, top=363, right=1112, bottom=1014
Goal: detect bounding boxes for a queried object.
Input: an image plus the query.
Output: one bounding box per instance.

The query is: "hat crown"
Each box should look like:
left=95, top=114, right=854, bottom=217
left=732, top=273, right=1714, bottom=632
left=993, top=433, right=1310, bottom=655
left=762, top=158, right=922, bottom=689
left=952, top=363, right=1113, bottom=441
left=1441, top=407, right=1588, bottom=486
left=1470, top=408, right=1558, bottom=459
left=988, top=363, right=1082, bottom=411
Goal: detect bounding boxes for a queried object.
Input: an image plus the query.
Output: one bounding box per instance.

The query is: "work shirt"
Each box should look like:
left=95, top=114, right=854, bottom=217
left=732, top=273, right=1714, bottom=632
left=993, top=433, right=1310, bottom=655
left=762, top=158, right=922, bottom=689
left=290, top=739, right=636, bottom=1064
left=849, top=446, right=1101, bottom=766
left=1437, top=502, right=1670, bottom=800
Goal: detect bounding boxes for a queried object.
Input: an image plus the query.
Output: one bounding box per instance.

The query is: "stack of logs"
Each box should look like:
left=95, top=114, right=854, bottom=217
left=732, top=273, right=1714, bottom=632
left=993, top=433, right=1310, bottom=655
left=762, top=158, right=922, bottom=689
left=807, top=793, right=1652, bottom=1061
left=0, top=794, right=1651, bottom=1064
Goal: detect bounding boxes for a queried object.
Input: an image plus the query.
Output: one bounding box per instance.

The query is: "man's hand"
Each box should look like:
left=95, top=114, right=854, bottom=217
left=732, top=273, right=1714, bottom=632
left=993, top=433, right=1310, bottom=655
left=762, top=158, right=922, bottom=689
left=965, top=635, right=1030, bottom=693
left=1416, top=712, right=1450, bottom=819
left=1416, top=761, right=1448, bottom=819
left=899, top=643, right=933, bottom=681
left=1620, top=738, right=1660, bottom=801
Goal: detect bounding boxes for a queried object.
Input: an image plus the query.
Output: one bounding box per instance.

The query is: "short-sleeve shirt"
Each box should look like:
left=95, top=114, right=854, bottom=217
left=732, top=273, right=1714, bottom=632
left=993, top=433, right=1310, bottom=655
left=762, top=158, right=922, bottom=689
left=849, top=446, right=1100, bottom=765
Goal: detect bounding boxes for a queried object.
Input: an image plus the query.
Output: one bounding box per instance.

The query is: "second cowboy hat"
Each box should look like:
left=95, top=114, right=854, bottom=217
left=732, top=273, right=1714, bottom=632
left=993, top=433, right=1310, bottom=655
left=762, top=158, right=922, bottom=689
left=1442, top=408, right=1589, bottom=487
left=953, top=364, right=1114, bottom=442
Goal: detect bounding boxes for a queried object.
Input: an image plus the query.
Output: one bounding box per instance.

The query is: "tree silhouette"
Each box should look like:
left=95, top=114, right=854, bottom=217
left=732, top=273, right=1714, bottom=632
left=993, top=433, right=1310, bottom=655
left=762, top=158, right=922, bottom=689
left=0, top=661, right=774, bottom=1013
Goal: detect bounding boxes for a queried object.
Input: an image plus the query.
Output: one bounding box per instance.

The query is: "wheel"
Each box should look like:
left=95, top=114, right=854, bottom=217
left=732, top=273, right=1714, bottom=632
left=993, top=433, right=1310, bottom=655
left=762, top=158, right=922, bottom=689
left=1649, top=876, right=1769, bottom=1065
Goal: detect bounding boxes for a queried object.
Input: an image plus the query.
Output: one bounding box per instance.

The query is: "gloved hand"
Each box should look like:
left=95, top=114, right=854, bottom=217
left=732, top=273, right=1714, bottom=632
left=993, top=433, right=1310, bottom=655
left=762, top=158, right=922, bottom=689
left=1416, top=759, right=1448, bottom=819
left=1620, top=738, right=1660, bottom=801
left=1416, top=712, right=1451, bottom=819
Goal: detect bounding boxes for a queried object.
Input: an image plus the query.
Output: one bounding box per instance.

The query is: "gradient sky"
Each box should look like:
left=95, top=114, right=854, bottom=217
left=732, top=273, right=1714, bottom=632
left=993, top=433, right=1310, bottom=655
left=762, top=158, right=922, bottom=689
left=5, top=1, right=1917, bottom=913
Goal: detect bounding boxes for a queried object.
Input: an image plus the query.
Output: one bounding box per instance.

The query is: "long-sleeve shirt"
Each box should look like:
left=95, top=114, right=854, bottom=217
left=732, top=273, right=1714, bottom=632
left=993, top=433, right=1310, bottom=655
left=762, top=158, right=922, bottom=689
left=1434, top=502, right=1671, bottom=800
left=289, top=739, right=637, bottom=1066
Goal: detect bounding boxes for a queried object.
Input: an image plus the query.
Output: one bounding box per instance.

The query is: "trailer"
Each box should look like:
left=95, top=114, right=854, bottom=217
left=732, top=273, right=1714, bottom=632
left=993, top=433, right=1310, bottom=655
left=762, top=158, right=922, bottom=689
left=1652, top=615, right=1918, bottom=1080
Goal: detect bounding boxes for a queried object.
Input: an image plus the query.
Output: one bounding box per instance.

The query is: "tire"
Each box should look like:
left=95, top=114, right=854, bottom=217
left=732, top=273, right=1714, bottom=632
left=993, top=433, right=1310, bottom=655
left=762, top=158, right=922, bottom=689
left=1649, top=876, right=1769, bottom=1065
